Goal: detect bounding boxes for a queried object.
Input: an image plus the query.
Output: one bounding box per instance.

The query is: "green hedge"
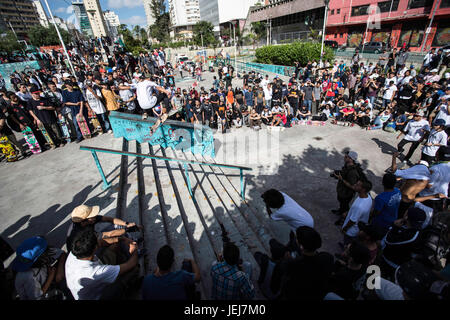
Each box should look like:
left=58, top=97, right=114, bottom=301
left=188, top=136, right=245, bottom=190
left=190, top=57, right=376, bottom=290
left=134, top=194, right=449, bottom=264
left=255, top=42, right=335, bottom=66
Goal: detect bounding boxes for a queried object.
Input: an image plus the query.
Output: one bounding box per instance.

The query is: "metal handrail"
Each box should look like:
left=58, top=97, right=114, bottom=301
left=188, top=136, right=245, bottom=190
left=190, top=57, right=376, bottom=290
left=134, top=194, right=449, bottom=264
left=80, top=145, right=251, bottom=200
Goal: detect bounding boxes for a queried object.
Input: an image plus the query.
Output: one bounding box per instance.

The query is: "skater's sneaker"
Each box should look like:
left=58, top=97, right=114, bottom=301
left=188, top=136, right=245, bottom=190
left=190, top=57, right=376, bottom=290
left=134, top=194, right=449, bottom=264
left=142, top=113, right=148, bottom=120
left=107, top=130, right=113, bottom=134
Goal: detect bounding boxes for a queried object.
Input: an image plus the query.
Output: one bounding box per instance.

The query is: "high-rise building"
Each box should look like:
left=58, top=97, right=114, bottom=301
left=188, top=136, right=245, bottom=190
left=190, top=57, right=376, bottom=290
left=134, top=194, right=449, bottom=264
left=199, top=0, right=259, bottom=32
left=103, top=10, right=120, bottom=40
left=168, top=0, right=201, bottom=39
left=32, top=0, right=48, bottom=27
left=83, top=0, right=108, bottom=38
left=72, top=1, right=93, bottom=37
left=0, top=0, right=41, bottom=39
left=143, top=0, right=155, bottom=28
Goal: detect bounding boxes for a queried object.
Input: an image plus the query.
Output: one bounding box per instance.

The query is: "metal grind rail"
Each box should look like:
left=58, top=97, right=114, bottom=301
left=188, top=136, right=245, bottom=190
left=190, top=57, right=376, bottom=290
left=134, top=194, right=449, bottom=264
left=79, top=145, right=252, bottom=200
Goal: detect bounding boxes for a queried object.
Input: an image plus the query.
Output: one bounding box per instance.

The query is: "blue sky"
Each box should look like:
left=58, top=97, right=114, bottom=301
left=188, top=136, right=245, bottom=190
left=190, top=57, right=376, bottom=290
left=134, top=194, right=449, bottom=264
left=44, top=0, right=166, bottom=29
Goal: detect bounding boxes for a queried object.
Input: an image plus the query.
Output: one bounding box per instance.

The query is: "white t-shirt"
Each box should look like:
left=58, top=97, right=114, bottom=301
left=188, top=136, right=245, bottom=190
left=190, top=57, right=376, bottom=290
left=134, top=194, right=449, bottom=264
left=419, top=162, right=450, bottom=198
left=270, top=192, right=314, bottom=231
left=271, top=106, right=284, bottom=114
left=119, top=89, right=136, bottom=110
left=132, top=80, right=158, bottom=110
left=403, top=119, right=430, bottom=141
left=85, top=89, right=106, bottom=114
left=65, top=252, right=120, bottom=300
left=383, top=84, right=398, bottom=100
left=264, top=87, right=272, bottom=100
left=422, top=129, right=448, bottom=156
left=435, top=104, right=450, bottom=126
left=342, top=195, right=373, bottom=237
left=395, top=164, right=430, bottom=181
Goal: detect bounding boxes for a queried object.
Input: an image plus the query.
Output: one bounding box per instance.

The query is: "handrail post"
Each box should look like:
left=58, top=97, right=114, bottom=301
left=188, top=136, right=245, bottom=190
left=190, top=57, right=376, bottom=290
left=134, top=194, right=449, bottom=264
left=184, top=163, right=193, bottom=198
left=91, top=151, right=111, bottom=190
left=240, top=169, right=245, bottom=201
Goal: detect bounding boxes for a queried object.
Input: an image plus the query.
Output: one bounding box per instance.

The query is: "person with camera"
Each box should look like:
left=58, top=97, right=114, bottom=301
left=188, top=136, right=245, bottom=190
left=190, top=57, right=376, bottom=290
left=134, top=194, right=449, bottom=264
left=210, top=242, right=255, bottom=300
left=65, top=228, right=140, bottom=300
left=12, top=236, right=70, bottom=300
left=331, top=151, right=365, bottom=222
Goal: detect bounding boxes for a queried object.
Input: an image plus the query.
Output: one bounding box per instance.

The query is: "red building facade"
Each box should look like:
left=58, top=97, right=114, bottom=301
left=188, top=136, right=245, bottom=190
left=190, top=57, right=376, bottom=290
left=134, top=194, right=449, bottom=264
left=325, top=0, right=450, bottom=51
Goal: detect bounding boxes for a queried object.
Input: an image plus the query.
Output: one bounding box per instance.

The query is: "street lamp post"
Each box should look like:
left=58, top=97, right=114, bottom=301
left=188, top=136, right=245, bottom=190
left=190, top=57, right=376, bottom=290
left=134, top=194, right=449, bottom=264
left=230, top=21, right=238, bottom=75
left=319, top=0, right=330, bottom=68
left=43, top=0, right=77, bottom=80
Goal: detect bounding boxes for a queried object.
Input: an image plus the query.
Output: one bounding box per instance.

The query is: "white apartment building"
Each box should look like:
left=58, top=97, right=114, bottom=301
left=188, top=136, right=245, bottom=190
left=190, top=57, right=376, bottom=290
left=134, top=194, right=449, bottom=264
left=83, top=0, right=108, bottom=37
left=168, top=0, right=200, bottom=39
left=32, top=0, right=49, bottom=27
left=143, top=0, right=156, bottom=27
left=103, top=10, right=120, bottom=40
left=199, top=0, right=259, bottom=31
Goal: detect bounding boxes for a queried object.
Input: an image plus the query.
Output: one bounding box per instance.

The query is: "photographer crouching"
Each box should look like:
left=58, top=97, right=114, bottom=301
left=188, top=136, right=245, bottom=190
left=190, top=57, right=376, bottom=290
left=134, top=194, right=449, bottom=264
left=330, top=151, right=366, bottom=225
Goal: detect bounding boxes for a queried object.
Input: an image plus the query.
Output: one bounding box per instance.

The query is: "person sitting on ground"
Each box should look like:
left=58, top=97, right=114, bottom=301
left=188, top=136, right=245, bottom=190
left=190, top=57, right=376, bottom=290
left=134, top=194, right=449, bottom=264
left=142, top=245, right=201, bottom=300
left=65, top=228, right=140, bottom=300
left=249, top=108, right=261, bottom=130
left=253, top=239, right=291, bottom=300
left=210, top=242, right=255, bottom=300
left=260, top=106, right=272, bottom=125
left=12, top=236, right=69, bottom=300
left=369, top=108, right=392, bottom=130
left=66, top=204, right=142, bottom=255
left=328, top=240, right=371, bottom=300
left=297, top=103, right=311, bottom=121
left=280, top=226, right=334, bottom=300
left=270, top=104, right=286, bottom=127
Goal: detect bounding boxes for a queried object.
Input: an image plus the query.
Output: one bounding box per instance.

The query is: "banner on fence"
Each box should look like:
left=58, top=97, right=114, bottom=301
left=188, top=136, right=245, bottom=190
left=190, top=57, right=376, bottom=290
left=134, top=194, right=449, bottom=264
left=109, top=111, right=215, bottom=158
left=0, top=61, right=41, bottom=91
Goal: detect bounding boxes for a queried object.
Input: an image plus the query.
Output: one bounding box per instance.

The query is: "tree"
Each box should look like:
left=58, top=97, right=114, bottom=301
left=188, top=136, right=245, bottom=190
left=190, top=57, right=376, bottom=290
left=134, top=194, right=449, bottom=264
left=0, top=31, right=24, bottom=54
left=27, top=25, right=72, bottom=47
left=250, top=21, right=266, bottom=47
left=148, top=0, right=170, bottom=43
left=192, top=21, right=216, bottom=48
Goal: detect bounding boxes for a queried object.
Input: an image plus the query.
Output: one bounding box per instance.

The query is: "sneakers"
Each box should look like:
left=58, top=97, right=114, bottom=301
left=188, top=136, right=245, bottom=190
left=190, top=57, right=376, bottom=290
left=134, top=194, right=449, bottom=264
left=107, top=130, right=113, bottom=134
left=142, top=113, right=148, bottom=120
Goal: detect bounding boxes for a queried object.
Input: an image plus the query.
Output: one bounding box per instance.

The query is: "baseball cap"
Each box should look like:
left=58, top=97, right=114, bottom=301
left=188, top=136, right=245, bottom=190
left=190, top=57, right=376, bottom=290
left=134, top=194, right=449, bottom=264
left=419, top=160, right=429, bottom=167
left=71, top=205, right=100, bottom=223
left=11, top=236, right=48, bottom=272
left=433, top=118, right=446, bottom=126
left=416, top=110, right=425, bottom=117
left=346, top=151, right=358, bottom=162
left=30, top=85, right=40, bottom=94
left=395, top=260, right=440, bottom=299
left=431, top=69, right=438, bottom=73
left=406, top=207, right=426, bottom=229
left=62, top=72, right=71, bottom=78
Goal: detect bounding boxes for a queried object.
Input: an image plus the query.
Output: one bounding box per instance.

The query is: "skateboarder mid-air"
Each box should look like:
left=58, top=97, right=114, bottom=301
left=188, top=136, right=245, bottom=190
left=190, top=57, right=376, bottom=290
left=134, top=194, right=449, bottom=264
left=119, top=74, right=172, bottom=133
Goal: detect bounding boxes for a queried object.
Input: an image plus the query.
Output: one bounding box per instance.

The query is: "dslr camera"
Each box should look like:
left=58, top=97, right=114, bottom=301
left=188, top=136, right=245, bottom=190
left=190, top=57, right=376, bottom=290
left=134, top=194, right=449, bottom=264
left=330, top=170, right=342, bottom=179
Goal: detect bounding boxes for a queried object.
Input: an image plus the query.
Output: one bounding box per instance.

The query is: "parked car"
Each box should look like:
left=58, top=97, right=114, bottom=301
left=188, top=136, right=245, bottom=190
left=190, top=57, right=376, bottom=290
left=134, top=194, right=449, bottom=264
left=324, top=40, right=339, bottom=49
left=176, top=55, right=189, bottom=66
left=356, top=41, right=387, bottom=53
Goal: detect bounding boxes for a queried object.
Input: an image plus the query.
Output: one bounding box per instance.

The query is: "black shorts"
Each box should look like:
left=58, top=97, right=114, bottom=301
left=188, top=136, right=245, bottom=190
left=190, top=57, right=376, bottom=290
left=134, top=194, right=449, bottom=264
left=155, top=92, right=171, bottom=112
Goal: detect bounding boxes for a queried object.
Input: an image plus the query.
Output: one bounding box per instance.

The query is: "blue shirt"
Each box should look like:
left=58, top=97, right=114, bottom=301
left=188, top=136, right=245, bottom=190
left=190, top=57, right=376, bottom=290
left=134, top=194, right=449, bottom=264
left=244, top=90, right=253, bottom=106
left=142, top=270, right=195, bottom=300
left=372, top=188, right=402, bottom=230
left=61, top=89, right=85, bottom=114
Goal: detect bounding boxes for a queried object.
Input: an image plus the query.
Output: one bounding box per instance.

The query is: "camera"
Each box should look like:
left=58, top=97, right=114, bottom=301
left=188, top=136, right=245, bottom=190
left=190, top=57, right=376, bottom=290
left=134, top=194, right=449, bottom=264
left=330, top=170, right=341, bottom=179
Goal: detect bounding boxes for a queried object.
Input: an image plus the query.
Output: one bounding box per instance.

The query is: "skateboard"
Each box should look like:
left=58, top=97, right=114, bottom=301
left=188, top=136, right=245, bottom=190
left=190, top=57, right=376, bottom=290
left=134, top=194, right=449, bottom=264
left=58, top=118, right=71, bottom=143
left=0, top=136, right=18, bottom=162
left=88, top=110, right=102, bottom=134
left=38, top=123, right=55, bottom=148
left=76, top=114, right=91, bottom=139
left=22, top=126, right=41, bottom=154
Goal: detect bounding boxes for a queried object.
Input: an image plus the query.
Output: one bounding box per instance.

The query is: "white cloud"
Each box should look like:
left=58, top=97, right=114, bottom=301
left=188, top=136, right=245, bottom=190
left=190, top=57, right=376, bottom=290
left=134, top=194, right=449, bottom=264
left=54, top=7, right=66, bottom=13
left=121, top=15, right=147, bottom=27
left=108, top=0, right=143, bottom=9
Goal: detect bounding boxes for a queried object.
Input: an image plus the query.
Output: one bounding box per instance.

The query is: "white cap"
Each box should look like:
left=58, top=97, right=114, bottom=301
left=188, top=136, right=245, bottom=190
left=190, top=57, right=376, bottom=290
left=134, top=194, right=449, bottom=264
left=62, top=72, right=70, bottom=78
left=431, top=69, right=438, bottom=73
left=347, top=151, right=358, bottom=162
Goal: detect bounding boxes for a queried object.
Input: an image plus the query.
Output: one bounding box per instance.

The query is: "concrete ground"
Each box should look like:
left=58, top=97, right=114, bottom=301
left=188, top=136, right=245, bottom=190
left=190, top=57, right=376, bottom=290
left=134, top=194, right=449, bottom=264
left=0, top=69, right=417, bottom=267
